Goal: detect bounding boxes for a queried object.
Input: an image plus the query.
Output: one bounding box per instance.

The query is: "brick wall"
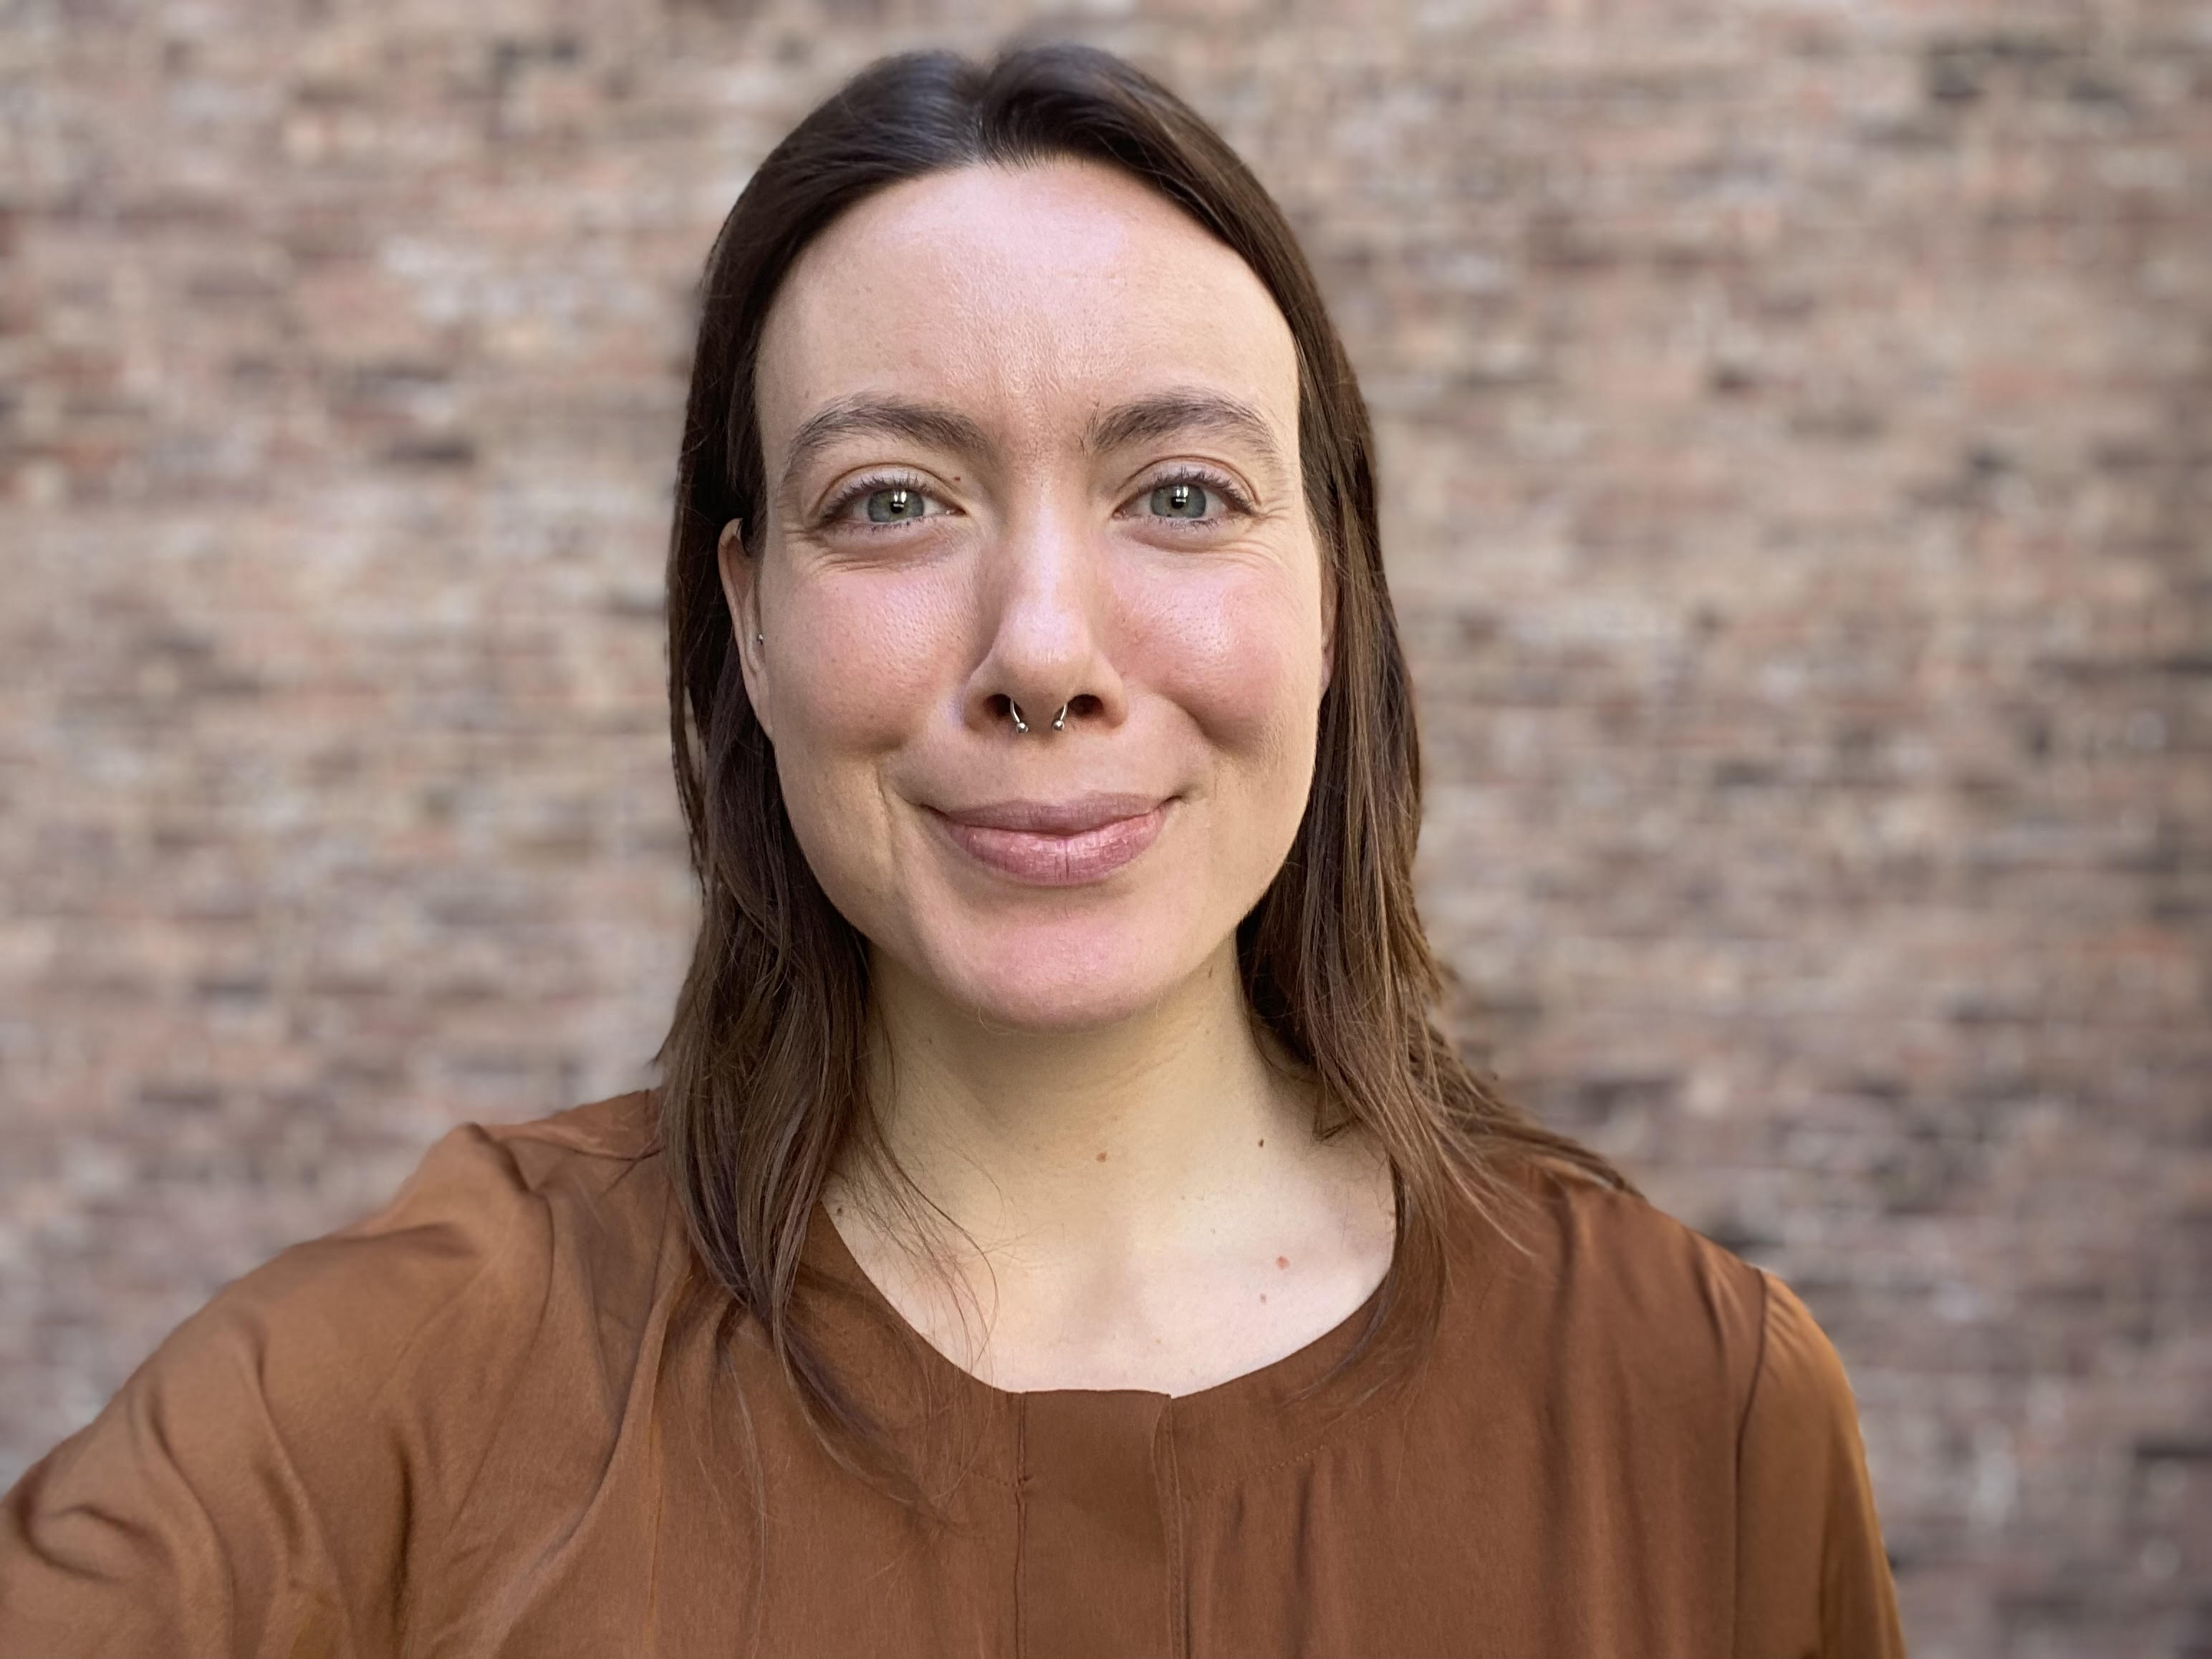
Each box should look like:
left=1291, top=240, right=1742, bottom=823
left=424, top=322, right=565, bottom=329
left=2, top=1, right=2206, bottom=1650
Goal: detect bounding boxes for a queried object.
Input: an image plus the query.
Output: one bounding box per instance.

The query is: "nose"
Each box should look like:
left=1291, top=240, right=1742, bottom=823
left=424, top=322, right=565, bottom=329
left=966, top=497, right=1125, bottom=738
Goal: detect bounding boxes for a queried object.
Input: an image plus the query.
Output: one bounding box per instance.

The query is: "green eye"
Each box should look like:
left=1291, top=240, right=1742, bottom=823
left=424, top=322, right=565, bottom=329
left=865, top=486, right=930, bottom=523
left=1149, top=480, right=1211, bottom=519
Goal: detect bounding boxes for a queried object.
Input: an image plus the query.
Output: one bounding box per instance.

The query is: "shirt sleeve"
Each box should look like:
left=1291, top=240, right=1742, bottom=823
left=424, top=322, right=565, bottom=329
left=1733, top=1269, right=1907, bottom=1659
left=0, top=1123, right=551, bottom=1659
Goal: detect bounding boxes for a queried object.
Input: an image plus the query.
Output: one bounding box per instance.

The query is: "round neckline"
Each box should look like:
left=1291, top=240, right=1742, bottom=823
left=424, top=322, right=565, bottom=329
left=804, top=1196, right=1393, bottom=1405
left=795, top=1179, right=1523, bottom=1491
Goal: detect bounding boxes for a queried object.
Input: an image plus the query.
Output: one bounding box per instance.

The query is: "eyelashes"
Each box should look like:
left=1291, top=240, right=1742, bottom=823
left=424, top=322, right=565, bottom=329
left=1120, top=466, right=1256, bottom=522
left=814, top=464, right=1256, bottom=534
left=814, top=468, right=941, bottom=532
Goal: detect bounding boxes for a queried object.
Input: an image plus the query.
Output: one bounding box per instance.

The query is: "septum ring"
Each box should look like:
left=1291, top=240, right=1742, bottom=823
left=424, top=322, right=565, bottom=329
left=1007, top=701, right=1069, bottom=734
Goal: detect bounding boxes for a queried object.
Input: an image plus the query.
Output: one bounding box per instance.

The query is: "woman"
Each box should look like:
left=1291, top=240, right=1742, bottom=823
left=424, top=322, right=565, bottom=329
left=1, top=43, right=1905, bottom=1658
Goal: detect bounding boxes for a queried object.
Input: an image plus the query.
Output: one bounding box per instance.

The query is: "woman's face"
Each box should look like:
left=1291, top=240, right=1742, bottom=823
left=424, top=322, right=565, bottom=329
left=730, top=157, right=1330, bottom=1031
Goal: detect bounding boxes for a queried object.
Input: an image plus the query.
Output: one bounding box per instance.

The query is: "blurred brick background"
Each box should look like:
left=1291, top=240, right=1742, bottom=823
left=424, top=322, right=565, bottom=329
left=1, top=0, right=2207, bottom=1650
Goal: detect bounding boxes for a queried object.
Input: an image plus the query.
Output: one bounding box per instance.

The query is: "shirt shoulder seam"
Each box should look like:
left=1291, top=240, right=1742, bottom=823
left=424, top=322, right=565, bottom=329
left=1734, top=1264, right=1777, bottom=1475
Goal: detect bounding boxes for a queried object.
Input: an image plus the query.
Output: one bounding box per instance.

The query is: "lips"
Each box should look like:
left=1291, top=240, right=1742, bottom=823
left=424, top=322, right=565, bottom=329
left=928, top=792, right=1170, bottom=885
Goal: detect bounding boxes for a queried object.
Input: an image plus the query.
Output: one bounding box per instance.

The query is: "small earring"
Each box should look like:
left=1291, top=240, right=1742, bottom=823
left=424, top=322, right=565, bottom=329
left=754, top=631, right=764, bottom=646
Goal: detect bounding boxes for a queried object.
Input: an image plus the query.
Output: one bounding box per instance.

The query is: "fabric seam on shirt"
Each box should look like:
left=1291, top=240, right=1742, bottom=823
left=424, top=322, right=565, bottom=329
left=1734, top=1267, right=1776, bottom=1476
left=1164, top=1413, right=1188, bottom=1659
left=135, top=1380, right=249, bottom=1653
left=404, top=1125, right=559, bottom=1639
left=249, top=1375, right=351, bottom=1656
left=1013, top=1395, right=1029, bottom=1659
left=331, top=1126, right=539, bottom=1646
left=207, top=1187, right=506, bottom=1657
left=1726, top=1266, right=1776, bottom=1659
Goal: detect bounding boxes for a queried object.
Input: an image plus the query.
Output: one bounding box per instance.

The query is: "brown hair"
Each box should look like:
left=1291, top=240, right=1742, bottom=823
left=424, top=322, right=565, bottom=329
left=655, top=40, right=1635, bottom=1477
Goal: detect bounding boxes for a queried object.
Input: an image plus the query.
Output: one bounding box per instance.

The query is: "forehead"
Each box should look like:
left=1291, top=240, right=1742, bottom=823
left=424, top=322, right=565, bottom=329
left=755, top=158, right=1301, bottom=456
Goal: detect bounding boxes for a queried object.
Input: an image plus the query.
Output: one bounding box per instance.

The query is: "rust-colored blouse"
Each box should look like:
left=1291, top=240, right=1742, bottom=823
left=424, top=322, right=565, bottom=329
left=1, top=1092, right=1905, bottom=1657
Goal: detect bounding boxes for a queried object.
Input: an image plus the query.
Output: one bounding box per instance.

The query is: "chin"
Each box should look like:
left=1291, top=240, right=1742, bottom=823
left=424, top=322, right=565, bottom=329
left=958, top=975, right=1171, bottom=1034
left=909, top=910, right=1213, bottom=1034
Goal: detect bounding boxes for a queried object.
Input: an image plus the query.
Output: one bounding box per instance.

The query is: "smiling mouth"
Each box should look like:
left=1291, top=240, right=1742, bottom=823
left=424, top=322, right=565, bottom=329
left=927, top=793, right=1170, bottom=885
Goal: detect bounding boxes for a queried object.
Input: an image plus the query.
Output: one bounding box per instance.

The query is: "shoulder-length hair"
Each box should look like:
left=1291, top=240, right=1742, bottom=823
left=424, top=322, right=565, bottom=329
left=656, top=40, right=1634, bottom=1474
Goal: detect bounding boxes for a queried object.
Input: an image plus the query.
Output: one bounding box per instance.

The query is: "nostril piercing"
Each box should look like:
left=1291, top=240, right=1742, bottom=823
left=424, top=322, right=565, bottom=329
left=1052, top=703, right=1068, bottom=731
left=1008, top=700, right=1029, bottom=734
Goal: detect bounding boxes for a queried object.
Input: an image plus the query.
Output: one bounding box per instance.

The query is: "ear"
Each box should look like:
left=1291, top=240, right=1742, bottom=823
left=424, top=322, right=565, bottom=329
left=715, top=519, right=774, bottom=741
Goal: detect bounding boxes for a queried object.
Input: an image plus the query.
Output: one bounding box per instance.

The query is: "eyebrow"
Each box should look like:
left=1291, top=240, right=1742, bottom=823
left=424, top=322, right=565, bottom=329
left=778, top=398, right=993, bottom=503
left=1083, top=390, right=1289, bottom=479
left=776, top=388, right=1291, bottom=502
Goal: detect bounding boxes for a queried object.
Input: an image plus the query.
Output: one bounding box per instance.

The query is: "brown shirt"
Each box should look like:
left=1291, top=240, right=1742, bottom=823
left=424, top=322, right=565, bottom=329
left=1, top=1092, right=1905, bottom=1657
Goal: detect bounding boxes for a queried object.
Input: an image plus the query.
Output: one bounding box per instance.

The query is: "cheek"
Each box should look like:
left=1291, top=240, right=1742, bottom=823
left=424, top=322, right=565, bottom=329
left=769, top=563, right=963, bottom=751
left=1126, top=563, right=1326, bottom=771
left=762, top=564, right=963, bottom=900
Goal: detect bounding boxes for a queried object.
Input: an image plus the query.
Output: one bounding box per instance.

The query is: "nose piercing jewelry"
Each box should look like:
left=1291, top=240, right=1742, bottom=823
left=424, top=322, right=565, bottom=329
left=1006, top=701, right=1072, bottom=734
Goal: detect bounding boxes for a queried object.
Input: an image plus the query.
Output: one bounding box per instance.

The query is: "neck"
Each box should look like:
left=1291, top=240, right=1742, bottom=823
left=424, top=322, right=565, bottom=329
left=847, top=939, right=1312, bottom=1261
left=828, top=939, right=1399, bottom=1394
